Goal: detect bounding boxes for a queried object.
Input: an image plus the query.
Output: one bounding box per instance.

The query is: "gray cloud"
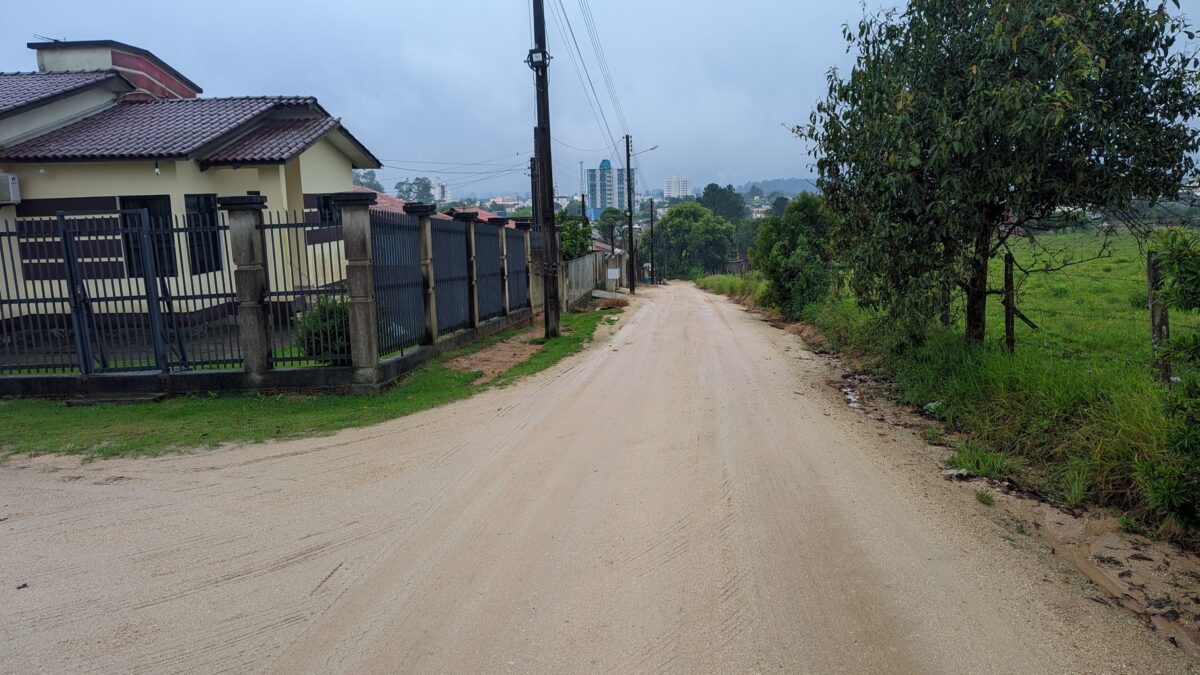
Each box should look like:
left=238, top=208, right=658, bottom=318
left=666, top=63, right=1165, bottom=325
left=5, top=1, right=1199, bottom=196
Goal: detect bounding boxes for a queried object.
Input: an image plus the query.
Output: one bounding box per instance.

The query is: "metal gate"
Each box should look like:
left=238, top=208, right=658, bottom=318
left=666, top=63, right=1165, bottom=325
left=4, top=209, right=240, bottom=374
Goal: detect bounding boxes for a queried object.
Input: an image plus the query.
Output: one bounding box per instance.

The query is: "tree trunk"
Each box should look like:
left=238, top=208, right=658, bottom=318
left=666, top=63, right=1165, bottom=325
left=964, top=226, right=992, bottom=344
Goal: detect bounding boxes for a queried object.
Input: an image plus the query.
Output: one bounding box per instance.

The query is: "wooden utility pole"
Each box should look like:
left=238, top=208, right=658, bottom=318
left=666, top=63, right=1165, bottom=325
left=1148, top=250, right=1171, bottom=385
left=625, top=134, right=636, bottom=294
left=528, top=0, right=561, bottom=337
left=581, top=192, right=588, bottom=229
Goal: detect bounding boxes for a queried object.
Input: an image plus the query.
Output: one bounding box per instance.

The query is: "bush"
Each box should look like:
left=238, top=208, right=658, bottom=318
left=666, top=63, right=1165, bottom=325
left=751, top=194, right=832, bottom=319
left=294, top=296, right=351, bottom=365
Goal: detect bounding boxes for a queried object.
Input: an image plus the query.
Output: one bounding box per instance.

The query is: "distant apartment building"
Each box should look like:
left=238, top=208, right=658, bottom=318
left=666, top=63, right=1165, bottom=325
left=585, top=159, right=634, bottom=219
left=664, top=176, right=691, bottom=199
left=431, top=177, right=451, bottom=202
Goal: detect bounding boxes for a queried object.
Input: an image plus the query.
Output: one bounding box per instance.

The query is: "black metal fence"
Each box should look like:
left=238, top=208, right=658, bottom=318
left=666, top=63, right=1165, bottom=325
left=262, top=211, right=349, bottom=367
left=475, top=224, right=504, bottom=321
left=506, top=228, right=530, bottom=310
left=0, top=211, right=239, bottom=375
left=433, top=219, right=471, bottom=333
left=1, top=203, right=535, bottom=393
left=371, top=209, right=425, bottom=357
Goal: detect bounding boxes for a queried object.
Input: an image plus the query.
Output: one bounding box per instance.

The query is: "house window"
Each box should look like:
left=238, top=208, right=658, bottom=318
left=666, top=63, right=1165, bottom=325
left=316, top=195, right=342, bottom=227
left=185, top=194, right=223, bottom=275
left=120, top=195, right=177, bottom=277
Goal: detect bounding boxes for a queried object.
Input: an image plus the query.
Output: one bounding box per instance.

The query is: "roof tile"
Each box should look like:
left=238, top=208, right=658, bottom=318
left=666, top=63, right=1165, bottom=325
left=0, top=96, right=316, bottom=161
left=205, top=116, right=338, bottom=164
left=0, top=71, right=120, bottom=115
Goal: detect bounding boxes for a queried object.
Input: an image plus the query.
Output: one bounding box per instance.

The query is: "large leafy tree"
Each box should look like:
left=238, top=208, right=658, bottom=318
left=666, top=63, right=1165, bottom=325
left=352, top=169, right=384, bottom=192
left=598, top=207, right=626, bottom=249
left=698, top=183, right=748, bottom=222
left=751, top=194, right=833, bottom=319
left=394, top=176, right=435, bottom=203
left=805, top=0, right=1200, bottom=343
left=557, top=214, right=593, bottom=260
left=649, top=203, right=734, bottom=277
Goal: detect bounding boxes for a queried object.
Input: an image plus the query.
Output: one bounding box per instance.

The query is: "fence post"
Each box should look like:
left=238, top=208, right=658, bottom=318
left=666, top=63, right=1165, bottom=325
left=453, top=212, right=480, bottom=329
left=332, top=191, right=378, bottom=386
left=492, top=219, right=511, bottom=317
left=1004, top=252, right=1015, bottom=354
left=405, top=202, right=438, bottom=343
left=219, top=195, right=272, bottom=384
left=1148, top=250, right=1171, bottom=386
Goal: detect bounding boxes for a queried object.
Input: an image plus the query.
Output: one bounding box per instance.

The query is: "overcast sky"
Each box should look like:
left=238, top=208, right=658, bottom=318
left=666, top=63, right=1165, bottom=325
left=4, top=1, right=1199, bottom=197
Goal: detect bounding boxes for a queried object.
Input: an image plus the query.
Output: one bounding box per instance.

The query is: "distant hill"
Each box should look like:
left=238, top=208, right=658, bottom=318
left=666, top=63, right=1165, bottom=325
left=737, top=178, right=820, bottom=196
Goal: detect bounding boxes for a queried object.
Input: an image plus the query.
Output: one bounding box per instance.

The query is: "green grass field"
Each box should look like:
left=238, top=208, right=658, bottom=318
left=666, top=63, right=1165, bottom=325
left=699, top=231, right=1200, bottom=538
left=0, top=310, right=620, bottom=461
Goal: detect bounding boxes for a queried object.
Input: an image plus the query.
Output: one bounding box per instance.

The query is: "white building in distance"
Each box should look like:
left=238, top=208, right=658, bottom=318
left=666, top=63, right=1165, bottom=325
left=664, top=176, right=691, bottom=199
left=431, top=177, right=451, bottom=202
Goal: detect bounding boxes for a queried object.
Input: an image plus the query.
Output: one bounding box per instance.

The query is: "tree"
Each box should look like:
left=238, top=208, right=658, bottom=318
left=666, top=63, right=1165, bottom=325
left=748, top=185, right=764, bottom=200
left=558, top=214, right=592, bottom=260
left=352, top=169, right=384, bottom=192
left=561, top=199, right=583, bottom=217
left=394, top=176, right=435, bottom=202
left=733, top=218, right=759, bottom=257
left=751, top=194, right=833, bottom=319
left=650, top=202, right=733, bottom=277
left=598, top=207, right=626, bottom=249
left=804, top=0, right=1200, bottom=343
left=698, top=183, right=748, bottom=222
left=770, top=196, right=790, bottom=217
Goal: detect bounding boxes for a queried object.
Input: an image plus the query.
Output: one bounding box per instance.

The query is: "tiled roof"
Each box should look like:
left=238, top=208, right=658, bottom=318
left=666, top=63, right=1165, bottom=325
left=0, top=96, right=317, bottom=161
left=205, top=116, right=338, bottom=164
left=0, top=70, right=122, bottom=116
left=353, top=186, right=452, bottom=220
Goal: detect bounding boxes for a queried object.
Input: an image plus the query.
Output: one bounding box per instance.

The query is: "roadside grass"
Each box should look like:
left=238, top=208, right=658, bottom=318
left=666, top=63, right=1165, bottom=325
left=0, top=309, right=621, bottom=461
left=975, top=490, right=995, bottom=507
left=695, top=272, right=770, bottom=306
left=698, top=231, right=1200, bottom=538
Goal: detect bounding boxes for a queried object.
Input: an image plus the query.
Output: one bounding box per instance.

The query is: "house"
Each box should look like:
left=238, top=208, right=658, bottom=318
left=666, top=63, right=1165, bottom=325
left=0, top=40, right=380, bottom=225
left=0, top=39, right=381, bottom=372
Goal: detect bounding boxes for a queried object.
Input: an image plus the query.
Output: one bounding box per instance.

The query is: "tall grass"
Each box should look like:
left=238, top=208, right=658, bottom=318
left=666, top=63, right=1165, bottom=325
left=695, top=272, right=771, bottom=307
left=699, top=231, right=1200, bottom=538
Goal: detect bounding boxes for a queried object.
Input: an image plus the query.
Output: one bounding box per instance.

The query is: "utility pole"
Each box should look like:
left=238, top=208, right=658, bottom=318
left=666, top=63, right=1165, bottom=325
left=581, top=192, right=588, bottom=228
left=649, top=198, right=655, bottom=285
left=625, top=134, right=636, bottom=294
left=528, top=0, right=561, bottom=337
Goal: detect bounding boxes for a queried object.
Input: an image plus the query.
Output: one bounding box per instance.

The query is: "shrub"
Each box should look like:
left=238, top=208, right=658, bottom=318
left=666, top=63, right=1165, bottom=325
left=751, top=194, right=833, bottom=319
left=293, top=296, right=351, bottom=365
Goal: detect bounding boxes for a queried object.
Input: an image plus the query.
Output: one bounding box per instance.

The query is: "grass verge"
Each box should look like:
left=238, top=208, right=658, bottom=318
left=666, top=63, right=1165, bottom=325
left=697, top=231, right=1200, bottom=540
left=0, top=309, right=621, bottom=461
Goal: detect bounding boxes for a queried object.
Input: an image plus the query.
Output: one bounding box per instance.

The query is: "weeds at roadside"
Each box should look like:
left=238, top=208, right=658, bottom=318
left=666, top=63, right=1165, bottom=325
left=920, top=426, right=945, bottom=446
left=949, top=441, right=1017, bottom=480
left=976, top=490, right=995, bottom=507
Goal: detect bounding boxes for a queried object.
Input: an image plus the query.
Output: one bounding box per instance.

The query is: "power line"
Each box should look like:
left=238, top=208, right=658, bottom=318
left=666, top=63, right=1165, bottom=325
left=552, top=136, right=616, bottom=153
left=547, top=0, right=622, bottom=169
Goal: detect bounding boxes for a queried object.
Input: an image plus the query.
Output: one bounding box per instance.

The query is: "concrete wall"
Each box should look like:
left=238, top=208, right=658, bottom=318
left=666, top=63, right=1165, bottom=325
left=299, top=137, right=353, bottom=195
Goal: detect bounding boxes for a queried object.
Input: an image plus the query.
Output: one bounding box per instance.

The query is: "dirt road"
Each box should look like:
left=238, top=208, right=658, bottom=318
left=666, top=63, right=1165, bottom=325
left=0, top=283, right=1191, bottom=674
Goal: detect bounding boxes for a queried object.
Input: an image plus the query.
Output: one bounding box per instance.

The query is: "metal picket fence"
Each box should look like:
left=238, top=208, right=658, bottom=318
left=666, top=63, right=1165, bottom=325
left=262, top=211, right=349, bottom=367
left=433, top=219, right=471, bottom=333
left=475, top=224, right=504, bottom=321
left=371, top=209, right=425, bottom=357
left=506, top=228, right=529, bottom=310
left=565, top=252, right=605, bottom=308
left=0, top=210, right=240, bottom=375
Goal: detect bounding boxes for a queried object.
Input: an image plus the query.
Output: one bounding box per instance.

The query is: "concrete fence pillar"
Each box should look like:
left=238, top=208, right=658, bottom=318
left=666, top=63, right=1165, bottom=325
left=453, top=212, right=481, bottom=329
left=332, top=191, right=378, bottom=385
left=493, top=218, right=511, bottom=316
left=405, top=202, right=438, bottom=343
left=220, top=195, right=272, bottom=384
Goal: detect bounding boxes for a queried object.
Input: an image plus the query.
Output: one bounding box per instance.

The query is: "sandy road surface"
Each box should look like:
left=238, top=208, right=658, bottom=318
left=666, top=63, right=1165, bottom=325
left=0, top=283, right=1191, bottom=674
